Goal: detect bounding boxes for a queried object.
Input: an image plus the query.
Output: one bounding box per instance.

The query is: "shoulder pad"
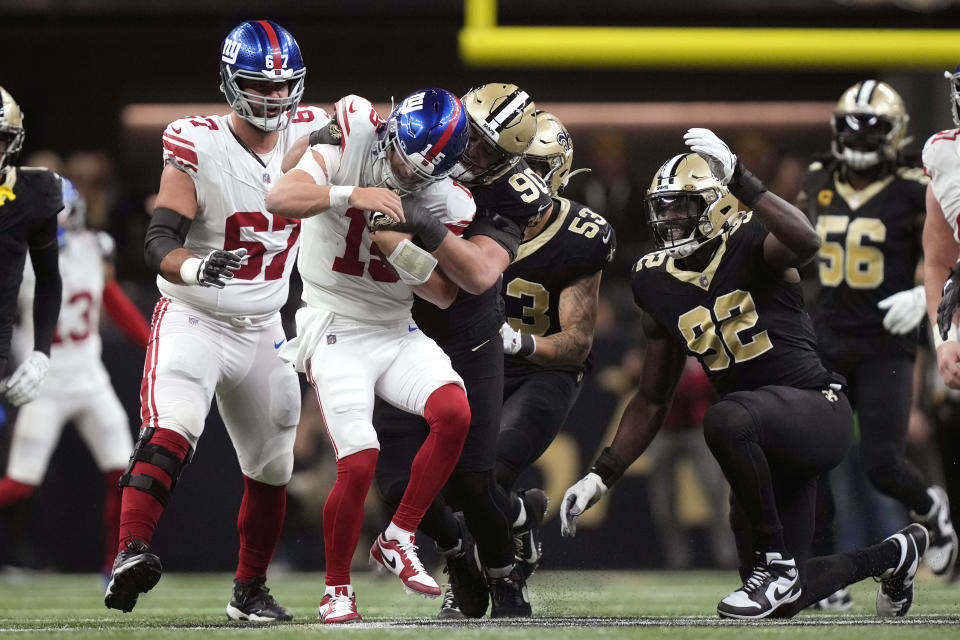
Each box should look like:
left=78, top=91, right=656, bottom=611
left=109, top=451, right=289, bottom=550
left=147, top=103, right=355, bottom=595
left=333, top=95, right=384, bottom=142
left=895, top=166, right=929, bottom=184
left=162, top=117, right=205, bottom=173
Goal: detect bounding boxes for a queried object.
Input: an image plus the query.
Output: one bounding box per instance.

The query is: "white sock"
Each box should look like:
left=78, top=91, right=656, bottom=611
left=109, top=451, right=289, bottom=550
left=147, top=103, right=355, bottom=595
left=385, top=521, right=414, bottom=542
left=512, top=496, right=527, bottom=529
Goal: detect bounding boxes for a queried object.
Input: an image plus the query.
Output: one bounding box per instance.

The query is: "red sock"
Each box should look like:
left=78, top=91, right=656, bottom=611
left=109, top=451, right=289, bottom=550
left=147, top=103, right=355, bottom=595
left=117, top=427, right=191, bottom=552
left=324, top=449, right=378, bottom=586
left=235, top=476, right=286, bottom=583
left=102, top=470, right=123, bottom=574
left=392, top=384, right=470, bottom=531
left=0, top=477, right=35, bottom=508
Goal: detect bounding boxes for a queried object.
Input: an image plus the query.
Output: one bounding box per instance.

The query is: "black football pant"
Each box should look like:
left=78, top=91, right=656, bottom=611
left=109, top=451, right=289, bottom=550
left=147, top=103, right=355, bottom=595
left=373, top=334, right=515, bottom=569
left=496, top=368, right=581, bottom=493
left=820, top=355, right=932, bottom=514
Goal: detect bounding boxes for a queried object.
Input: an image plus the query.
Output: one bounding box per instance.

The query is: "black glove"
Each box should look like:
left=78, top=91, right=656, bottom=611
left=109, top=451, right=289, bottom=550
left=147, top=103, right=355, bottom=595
left=197, top=248, right=247, bottom=289
left=370, top=201, right=449, bottom=253
left=938, top=262, right=960, bottom=340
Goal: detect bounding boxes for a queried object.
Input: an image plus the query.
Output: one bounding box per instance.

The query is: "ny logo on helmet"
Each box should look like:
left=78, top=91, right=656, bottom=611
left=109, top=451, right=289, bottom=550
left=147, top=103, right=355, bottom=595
left=399, top=92, right=426, bottom=115
left=222, top=39, right=242, bottom=64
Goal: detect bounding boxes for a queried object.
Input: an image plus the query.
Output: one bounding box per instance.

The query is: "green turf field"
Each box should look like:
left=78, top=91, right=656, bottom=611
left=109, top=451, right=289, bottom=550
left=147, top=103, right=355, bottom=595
left=0, top=570, right=957, bottom=639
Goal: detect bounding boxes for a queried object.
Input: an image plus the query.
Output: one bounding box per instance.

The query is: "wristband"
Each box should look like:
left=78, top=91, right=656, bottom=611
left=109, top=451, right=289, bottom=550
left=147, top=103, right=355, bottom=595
left=589, top=447, right=628, bottom=488
left=727, top=161, right=767, bottom=207
left=179, top=257, right=201, bottom=286
left=518, top=333, right=536, bottom=357
left=329, top=185, right=355, bottom=210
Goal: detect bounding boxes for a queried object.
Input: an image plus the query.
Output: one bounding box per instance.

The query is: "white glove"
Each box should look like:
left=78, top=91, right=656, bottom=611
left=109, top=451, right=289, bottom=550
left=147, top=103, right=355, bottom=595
left=3, top=351, right=49, bottom=406
left=878, top=285, right=926, bottom=335
left=683, top=128, right=737, bottom=185
left=500, top=321, right=536, bottom=357
left=560, top=472, right=608, bottom=537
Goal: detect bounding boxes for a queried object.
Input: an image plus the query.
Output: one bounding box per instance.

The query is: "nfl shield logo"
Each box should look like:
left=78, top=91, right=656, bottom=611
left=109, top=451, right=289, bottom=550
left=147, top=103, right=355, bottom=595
left=326, top=334, right=337, bottom=345
left=262, top=172, right=271, bottom=184
left=188, top=316, right=199, bottom=327
left=699, top=275, right=709, bottom=287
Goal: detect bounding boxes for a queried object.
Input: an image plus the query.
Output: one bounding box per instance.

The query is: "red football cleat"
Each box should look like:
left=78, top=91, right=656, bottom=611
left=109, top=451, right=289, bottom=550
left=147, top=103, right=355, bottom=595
left=318, top=585, right=361, bottom=624
left=370, top=532, right=441, bottom=597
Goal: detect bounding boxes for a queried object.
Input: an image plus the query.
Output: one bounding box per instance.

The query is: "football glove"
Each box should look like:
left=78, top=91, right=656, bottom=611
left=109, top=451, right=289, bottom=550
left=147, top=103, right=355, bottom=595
left=371, top=201, right=449, bottom=253
left=560, top=472, right=608, bottom=537
left=2, top=351, right=49, bottom=406
left=683, top=128, right=737, bottom=185
left=938, top=263, right=960, bottom=341
left=877, top=285, right=926, bottom=335
left=196, top=248, right=247, bottom=289
left=500, top=321, right=536, bottom=357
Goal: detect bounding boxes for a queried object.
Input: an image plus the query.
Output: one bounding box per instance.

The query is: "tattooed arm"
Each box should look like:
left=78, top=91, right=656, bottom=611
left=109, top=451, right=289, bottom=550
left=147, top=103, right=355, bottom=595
left=525, top=271, right=601, bottom=367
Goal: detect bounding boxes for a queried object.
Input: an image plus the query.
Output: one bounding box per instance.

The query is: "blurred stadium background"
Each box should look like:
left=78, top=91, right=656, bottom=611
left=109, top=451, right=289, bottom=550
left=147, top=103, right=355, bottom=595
left=1, top=0, right=959, bottom=587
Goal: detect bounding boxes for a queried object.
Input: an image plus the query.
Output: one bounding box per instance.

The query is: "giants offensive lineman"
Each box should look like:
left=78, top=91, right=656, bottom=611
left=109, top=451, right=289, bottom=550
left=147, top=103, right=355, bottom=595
left=266, top=88, right=473, bottom=624
left=2, top=180, right=150, bottom=576
left=104, top=20, right=329, bottom=621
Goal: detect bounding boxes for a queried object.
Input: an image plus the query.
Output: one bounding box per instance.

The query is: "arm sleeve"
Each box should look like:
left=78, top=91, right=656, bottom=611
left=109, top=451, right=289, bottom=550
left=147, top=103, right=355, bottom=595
left=26, top=215, right=62, bottom=356
left=103, top=280, right=151, bottom=349
left=463, top=213, right=524, bottom=261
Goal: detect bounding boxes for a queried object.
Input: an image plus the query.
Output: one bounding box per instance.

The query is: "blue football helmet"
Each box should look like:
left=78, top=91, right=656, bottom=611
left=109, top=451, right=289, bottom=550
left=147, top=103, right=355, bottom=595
left=219, top=20, right=306, bottom=132
left=369, top=88, right=469, bottom=196
left=946, top=63, right=960, bottom=126
left=57, top=177, right=86, bottom=232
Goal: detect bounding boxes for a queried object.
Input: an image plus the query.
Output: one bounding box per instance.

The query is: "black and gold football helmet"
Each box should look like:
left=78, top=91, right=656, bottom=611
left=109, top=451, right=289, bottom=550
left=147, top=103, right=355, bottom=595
left=831, top=80, right=908, bottom=170
left=0, top=86, right=25, bottom=175
left=524, top=110, right=588, bottom=197
left=453, top=83, right=537, bottom=186
left=646, top=153, right=741, bottom=258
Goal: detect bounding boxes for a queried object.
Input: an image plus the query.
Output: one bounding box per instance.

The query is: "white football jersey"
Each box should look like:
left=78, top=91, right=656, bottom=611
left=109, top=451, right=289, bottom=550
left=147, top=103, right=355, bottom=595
left=16, top=230, right=112, bottom=392
left=923, top=128, right=960, bottom=243
left=296, top=95, right=475, bottom=320
left=158, top=106, right=330, bottom=317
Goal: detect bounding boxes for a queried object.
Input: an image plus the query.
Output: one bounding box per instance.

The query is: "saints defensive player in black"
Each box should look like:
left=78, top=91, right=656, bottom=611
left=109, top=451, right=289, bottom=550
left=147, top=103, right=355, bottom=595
left=496, top=111, right=615, bottom=579
left=800, top=80, right=957, bottom=588
left=372, top=83, right=547, bottom=618
left=560, top=129, right=928, bottom=620
left=0, top=86, right=62, bottom=408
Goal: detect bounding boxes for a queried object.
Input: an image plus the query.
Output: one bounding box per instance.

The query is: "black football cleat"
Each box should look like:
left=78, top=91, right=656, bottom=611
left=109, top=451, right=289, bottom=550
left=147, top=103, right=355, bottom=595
left=514, top=488, right=548, bottom=580
left=910, top=486, right=958, bottom=576
left=437, top=585, right=466, bottom=620
left=877, top=523, right=929, bottom=617
left=717, top=552, right=801, bottom=619
left=104, top=539, right=163, bottom=613
left=226, top=576, right=293, bottom=622
left=488, top=564, right=531, bottom=618
left=438, top=513, right=488, bottom=618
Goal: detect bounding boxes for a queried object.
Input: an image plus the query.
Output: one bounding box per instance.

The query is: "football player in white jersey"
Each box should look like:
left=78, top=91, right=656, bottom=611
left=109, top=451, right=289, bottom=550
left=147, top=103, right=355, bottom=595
left=925, top=64, right=960, bottom=394
left=0, top=179, right=150, bottom=576
left=265, top=88, right=474, bottom=624
left=103, top=20, right=329, bottom=621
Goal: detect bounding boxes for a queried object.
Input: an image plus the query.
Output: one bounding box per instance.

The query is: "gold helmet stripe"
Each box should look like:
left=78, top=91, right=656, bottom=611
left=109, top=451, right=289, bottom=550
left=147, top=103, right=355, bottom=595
left=485, top=89, right=532, bottom=132
left=855, top=79, right=877, bottom=107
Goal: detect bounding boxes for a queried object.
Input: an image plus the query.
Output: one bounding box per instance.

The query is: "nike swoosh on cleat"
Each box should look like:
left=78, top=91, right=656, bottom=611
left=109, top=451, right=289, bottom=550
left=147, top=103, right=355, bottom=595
left=383, top=553, right=397, bottom=570
left=274, top=339, right=285, bottom=349
left=773, top=586, right=796, bottom=601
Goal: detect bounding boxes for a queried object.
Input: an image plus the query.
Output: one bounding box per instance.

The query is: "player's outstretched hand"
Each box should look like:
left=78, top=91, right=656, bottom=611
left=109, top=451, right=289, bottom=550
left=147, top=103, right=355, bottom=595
left=560, top=472, right=608, bottom=537
left=350, top=187, right=404, bottom=223
left=937, top=341, right=960, bottom=390
left=2, top=351, right=49, bottom=407
left=683, top=128, right=737, bottom=185
left=196, top=248, right=247, bottom=289
left=878, top=285, right=926, bottom=335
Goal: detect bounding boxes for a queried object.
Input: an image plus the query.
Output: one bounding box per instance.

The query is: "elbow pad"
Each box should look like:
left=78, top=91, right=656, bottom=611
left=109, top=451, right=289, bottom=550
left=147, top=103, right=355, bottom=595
left=145, top=207, right=192, bottom=273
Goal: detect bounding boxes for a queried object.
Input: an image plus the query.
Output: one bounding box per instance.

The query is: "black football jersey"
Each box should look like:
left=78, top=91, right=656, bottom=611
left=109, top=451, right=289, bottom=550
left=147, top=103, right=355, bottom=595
left=502, top=197, right=616, bottom=376
left=0, top=167, right=63, bottom=365
left=802, top=161, right=926, bottom=359
left=632, top=213, right=828, bottom=397
left=413, top=160, right=553, bottom=350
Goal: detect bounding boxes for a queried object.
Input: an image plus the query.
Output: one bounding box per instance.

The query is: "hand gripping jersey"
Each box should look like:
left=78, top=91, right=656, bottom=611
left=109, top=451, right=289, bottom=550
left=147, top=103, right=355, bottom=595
left=632, top=213, right=828, bottom=397
left=296, top=95, right=475, bottom=321
left=16, top=230, right=113, bottom=392
left=158, top=105, right=329, bottom=318
left=0, top=167, right=62, bottom=365
left=923, top=128, right=960, bottom=244
left=802, top=160, right=926, bottom=359
left=502, top=197, right=616, bottom=375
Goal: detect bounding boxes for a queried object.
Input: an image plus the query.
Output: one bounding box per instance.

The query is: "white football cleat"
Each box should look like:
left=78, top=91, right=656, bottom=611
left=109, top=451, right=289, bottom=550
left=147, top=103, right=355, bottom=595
left=318, top=585, right=361, bottom=624
left=370, top=532, right=441, bottom=597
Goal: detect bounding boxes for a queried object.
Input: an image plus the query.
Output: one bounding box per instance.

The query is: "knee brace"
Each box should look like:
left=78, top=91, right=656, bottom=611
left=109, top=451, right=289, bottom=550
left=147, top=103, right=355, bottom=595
left=118, top=427, right=193, bottom=507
